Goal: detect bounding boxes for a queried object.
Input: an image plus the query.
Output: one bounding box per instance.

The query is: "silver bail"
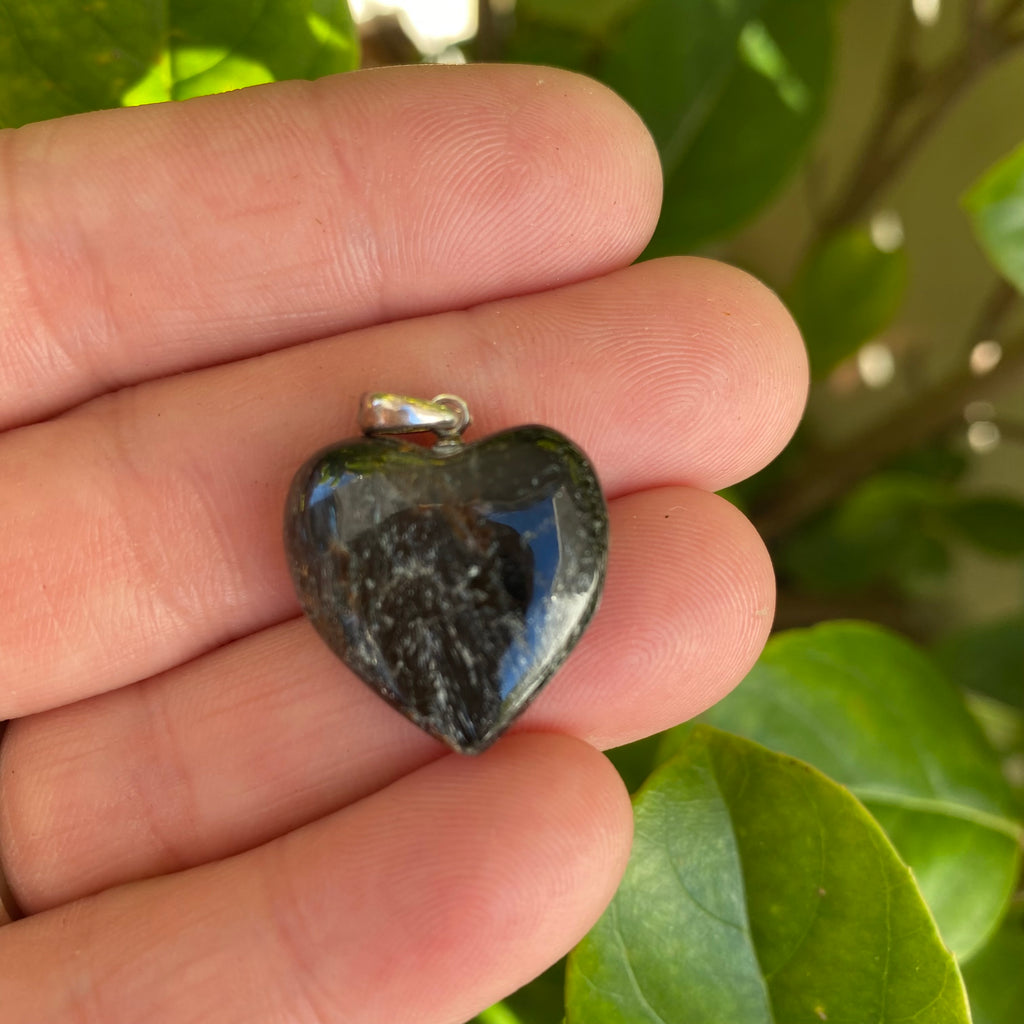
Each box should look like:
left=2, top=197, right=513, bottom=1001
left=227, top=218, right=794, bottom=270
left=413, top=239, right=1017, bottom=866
left=359, top=393, right=471, bottom=443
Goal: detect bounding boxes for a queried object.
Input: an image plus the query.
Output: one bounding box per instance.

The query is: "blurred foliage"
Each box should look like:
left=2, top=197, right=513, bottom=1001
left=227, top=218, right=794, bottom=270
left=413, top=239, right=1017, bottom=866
left=0, top=0, right=357, bottom=126
left=659, top=622, right=1022, bottom=961
left=965, top=140, right=1024, bottom=295
left=787, top=226, right=909, bottom=378
left=939, top=613, right=1024, bottom=707
left=962, top=902, right=1024, bottom=1024
left=2, top=1, right=1024, bottom=1022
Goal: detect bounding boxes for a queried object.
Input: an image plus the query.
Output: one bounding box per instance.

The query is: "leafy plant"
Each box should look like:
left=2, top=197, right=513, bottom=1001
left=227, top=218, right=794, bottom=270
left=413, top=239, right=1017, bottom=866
left=570, top=724, right=971, bottom=1024
left=4, top=1, right=1024, bottom=1022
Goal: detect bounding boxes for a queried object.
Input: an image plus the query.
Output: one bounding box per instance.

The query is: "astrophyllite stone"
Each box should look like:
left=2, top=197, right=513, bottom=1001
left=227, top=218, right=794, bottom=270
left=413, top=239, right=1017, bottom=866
left=283, top=426, right=608, bottom=754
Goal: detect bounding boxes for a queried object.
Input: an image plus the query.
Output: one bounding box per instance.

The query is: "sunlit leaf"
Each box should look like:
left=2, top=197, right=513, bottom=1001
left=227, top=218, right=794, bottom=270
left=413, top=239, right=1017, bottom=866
left=567, top=726, right=970, bottom=1024
left=964, top=140, right=1024, bottom=295
left=470, top=1001, right=526, bottom=1024
left=0, top=0, right=358, bottom=128
left=787, top=225, right=908, bottom=378
left=661, top=622, right=1023, bottom=960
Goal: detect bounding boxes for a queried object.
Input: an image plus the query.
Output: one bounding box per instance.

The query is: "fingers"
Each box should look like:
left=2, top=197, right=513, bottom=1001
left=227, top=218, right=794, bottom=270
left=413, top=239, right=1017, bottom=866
left=2, top=486, right=772, bottom=912
left=0, top=64, right=661, bottom=430
left=0, top=257, right=806, bottom=719
left=0, top=735, right=631, bottom=1024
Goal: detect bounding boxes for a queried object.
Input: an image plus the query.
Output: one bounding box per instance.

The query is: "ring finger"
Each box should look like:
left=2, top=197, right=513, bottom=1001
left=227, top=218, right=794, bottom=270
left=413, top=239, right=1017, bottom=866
left=2, top=483, right=772, bottom=911
left=0, top=256, right=806, bottom=719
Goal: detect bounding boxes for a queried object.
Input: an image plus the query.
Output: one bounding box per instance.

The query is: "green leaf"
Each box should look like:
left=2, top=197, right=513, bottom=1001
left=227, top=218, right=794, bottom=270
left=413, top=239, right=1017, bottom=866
left=0, top=0, right=358, bottom=128
left=567, top=725, right=970, bottom=1024
left=961, top=904, right=1024, bottom=1024
left=964, top=140, right=1024, bottom=294
left=500, top=960, right=568, bottom=1024
left=943, top=496, right=1024, bottom=556
left=599, top=0, right=766, bottom=167
left=648, top=0, right=836, bottom=255
left=662, top=622, right=1023, bottom=959
left=779, top=473, right=951, bottom=593
left=937, top=614, right=1024, bottom=708
left=887, top=439, right=970, bottom=485
left=966, top=693, right=1024, bottom=767
left=606, top=734, right=662, bottom=793
left=787, top=226, right=909, bottom=377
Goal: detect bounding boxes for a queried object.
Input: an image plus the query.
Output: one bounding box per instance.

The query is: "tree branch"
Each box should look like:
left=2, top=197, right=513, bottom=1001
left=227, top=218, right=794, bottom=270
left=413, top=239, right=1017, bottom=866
left=476, top=0, right=499, bottom=60
left=993, top=0, right=1024, bottom=30
left=812, top=3, right=917, bottom=238
left=768, top=5, right=1024, bottom=542
left=755, top=282, right=1024, bottom=542
left=815, top=2, right=1024, bottom=238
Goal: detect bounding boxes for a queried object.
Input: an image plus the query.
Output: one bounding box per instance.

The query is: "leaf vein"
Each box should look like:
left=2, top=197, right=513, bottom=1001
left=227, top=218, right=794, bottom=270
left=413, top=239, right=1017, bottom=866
left=610, top=900, right=671, bottom=1024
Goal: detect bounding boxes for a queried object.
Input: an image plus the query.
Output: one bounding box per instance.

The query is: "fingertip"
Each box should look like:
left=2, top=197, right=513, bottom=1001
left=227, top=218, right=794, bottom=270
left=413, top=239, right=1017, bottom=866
left=572, top=256, right=808, bottom=492
left=274, top=732, right=633, bottom=1022
left=511, top=64, right=665, bottom=262
left=685, top=257, right=810, bottom=479
left=536, top=487, right=776, bottom=748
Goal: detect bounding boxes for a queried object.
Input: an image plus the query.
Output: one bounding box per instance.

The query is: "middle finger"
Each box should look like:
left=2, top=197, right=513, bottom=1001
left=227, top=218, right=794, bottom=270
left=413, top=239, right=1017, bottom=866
left=0, top=256, right=805, bottom=719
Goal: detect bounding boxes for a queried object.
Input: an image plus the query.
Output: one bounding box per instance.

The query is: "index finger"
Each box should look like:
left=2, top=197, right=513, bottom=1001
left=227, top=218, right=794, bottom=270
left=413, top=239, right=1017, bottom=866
left=0, top=64, right=661, bottom=429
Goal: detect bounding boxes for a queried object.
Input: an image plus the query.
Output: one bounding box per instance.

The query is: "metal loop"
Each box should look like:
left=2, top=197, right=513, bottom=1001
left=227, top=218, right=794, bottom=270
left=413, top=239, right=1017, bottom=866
left=429, top=394, right=472, bottom=438
left=359, top=392, right=471, bottom=442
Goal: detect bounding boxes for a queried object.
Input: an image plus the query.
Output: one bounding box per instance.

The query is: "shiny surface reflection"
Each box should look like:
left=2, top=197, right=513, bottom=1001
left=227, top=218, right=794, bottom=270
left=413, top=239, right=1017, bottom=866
left=284, top=426, right=608, bottom=753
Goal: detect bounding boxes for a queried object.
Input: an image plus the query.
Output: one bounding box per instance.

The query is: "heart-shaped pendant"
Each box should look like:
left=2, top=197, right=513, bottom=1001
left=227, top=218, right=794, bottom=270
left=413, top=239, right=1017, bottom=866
left=284, top=393, right=608, bottom=754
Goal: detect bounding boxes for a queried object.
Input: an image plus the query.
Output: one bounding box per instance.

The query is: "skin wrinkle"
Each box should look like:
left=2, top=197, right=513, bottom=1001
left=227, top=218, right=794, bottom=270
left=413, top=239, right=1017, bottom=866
left=259, top=840, right=339, bottom=1024
left=0, top=127, right=87, bottom=406
left=11, top=122, right=129, bottom=397
left=306, top=77, right=389, bottom=328
left=131, top=677, right=206, bottom=877
left=93, top=393, right=201, bottom=654
left=404, top=89, right=550, bottom=283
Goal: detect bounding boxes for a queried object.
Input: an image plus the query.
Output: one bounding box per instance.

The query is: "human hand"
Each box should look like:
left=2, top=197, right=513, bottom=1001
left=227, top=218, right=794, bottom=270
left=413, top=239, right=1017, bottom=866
left=0, top=64, right=806, bottom=1022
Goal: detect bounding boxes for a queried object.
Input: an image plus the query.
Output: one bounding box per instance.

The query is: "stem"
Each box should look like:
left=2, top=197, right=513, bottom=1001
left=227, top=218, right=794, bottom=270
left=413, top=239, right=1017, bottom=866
left=816, top=1, right=1024, bottom=238
left=476, top=0, right=498, bottom=60
left=769, top=5, right=1024, bottom=542
left=970, top=277, right=1020, bottom=344
left=993, top=0, right=1024, bottom=29
left=756, top=282, right=1023, bottom=542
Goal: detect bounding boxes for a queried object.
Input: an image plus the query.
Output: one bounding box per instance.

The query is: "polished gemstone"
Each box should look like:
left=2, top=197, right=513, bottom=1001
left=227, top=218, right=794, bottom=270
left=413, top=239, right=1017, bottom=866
left=283, top=426, right=608, bottom=753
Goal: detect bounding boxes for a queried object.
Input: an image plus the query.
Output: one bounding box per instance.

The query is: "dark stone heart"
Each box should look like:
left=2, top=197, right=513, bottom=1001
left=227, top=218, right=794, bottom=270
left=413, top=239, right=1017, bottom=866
left=283, top=425, right=608, bottom=754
